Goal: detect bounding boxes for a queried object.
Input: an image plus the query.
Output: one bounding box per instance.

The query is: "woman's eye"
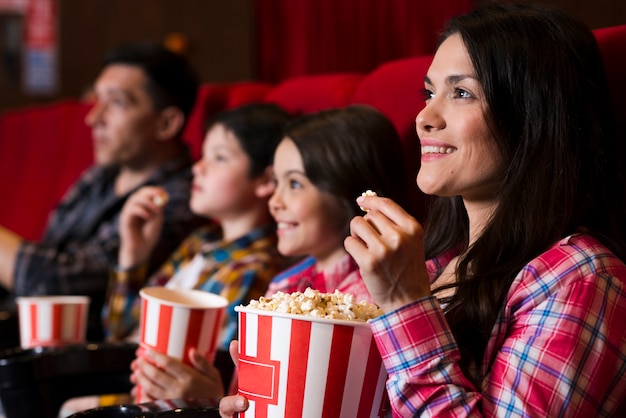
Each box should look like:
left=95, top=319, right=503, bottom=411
left=289, top=179, right=302, bottom=189
left=421, top=88, right=434, bottom=101
left=454, top=88, right=473, bottom=99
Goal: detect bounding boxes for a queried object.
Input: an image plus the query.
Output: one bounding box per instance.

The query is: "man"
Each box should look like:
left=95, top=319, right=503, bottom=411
left=0, top=43, right=206, bottom=340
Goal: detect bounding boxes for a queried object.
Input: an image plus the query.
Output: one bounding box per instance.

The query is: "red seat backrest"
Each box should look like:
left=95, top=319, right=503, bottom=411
left=225, top=81, right=273, bottom=110
left=183, top=82, right=275, bottom=160
left=182, top=84, right=234, bottom=160
left=593, top=24, right=626, bottom=138
left=264, top=73, right=363, bottom=115
left=0, top=100, right=93, bottom=240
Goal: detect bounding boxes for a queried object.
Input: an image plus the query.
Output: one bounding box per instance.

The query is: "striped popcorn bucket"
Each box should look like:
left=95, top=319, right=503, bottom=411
left=137, top=287, right=228, bottom=402
left=235, top=306, right=388, bottom=418
left=16, top=295, right=90, bottom=349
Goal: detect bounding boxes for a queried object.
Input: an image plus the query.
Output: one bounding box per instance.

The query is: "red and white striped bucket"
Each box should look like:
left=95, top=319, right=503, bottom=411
left=16, top=295, right=90, bottom=349
left=235, top=306, right=388, bottom=418
left=137, top=287, right=228, bottom=402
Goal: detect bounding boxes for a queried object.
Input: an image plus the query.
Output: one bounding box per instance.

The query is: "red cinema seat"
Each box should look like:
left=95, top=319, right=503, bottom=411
left=264, top=73, right=363, bottom=115
left=183, top=84, right=234, bottom=160
left=593, top=24, right=626, bottom=138
left=183, top=82, right=275, bottom=160
left=224, top=81, right=273, bottom=109
left=0, top=100, right=92, bottom=240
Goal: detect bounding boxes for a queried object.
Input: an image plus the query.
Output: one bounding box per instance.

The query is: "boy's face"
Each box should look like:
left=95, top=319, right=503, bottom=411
left=85, top=64, right=162, bottom=168
left=190, top=123, right=257, bottom=220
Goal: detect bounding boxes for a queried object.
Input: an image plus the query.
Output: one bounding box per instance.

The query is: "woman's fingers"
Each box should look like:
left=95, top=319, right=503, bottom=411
left=346, top=195, right=431, bottom=312
left=356, top=195, right=415, bottom=229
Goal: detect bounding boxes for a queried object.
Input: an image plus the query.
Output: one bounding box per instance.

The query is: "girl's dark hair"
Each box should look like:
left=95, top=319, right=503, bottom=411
left=284, top=105, right=407, bottom=232
left=103, top=43, right=198, bottom=118
left=207, top=103, right=291, bottom=178
left=423, top=4, right=626, bottom=379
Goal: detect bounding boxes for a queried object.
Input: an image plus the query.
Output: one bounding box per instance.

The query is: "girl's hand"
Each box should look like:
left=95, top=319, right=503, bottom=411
left=118, top=186, right=168, bottom=269
left=219, top=395, right=248, bottom=418
left=344, top=195, right=431, bottom=312
left=218, top=340, right=249, bottom=417
left=130, top=347, right=224, bottom=401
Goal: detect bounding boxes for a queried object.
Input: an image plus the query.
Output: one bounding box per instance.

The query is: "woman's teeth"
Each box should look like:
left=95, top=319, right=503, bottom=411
left=421, top=145, right=454, bottom=154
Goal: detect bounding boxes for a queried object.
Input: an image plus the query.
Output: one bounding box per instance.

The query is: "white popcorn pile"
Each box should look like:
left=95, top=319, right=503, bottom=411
left=245, top=288, right=383, bottom=322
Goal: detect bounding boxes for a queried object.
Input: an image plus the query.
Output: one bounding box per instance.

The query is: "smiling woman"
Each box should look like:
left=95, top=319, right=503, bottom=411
left=341, top=3, right=626, bottom=417
left=417, top=39, right=503, bottom=206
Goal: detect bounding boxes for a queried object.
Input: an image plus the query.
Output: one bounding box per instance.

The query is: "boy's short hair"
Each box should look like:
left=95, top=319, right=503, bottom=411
left=207, top=103, right=291, bottom=178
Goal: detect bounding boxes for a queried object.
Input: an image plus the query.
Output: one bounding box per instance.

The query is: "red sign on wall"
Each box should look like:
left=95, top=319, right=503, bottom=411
left=24, top=0, right=55, bottom=49
left=0, top=0, right=27, bottom=12
left=23, top=0, right=58, bottom=94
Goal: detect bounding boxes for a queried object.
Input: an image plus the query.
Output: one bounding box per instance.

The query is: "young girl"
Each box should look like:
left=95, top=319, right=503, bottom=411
left=131, top=105, right=409, bottom=402
left=266, top=105, right=408, bottom=301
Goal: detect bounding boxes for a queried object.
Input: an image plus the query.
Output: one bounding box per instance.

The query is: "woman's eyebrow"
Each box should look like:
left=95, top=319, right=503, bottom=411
left=423, top=74, right=478, bottom=85
left=446, top=74, right=477, bottom=84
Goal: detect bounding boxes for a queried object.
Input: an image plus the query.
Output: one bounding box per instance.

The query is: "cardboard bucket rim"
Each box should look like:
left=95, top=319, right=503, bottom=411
left=140, top=287, right=229, bottom=309
left=235, top=305, right=375, bottom=327
left=16, top=295, right=90, bottom=305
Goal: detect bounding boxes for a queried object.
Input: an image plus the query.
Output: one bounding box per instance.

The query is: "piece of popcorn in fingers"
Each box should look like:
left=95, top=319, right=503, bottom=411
left=152, top=192, right=169, bottom=207
left=359, top=189, right=377, bottom=212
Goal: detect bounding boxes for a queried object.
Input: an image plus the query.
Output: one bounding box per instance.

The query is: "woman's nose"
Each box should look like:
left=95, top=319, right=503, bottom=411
left=415, top=101, right=445, bottom=133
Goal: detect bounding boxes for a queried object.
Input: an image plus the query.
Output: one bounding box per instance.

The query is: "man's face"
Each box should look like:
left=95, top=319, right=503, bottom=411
left=85, top=64, right=162, bottom=168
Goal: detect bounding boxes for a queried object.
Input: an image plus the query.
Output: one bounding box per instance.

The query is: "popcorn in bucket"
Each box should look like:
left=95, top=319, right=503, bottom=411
left=235, top=288, right=388, bottom=418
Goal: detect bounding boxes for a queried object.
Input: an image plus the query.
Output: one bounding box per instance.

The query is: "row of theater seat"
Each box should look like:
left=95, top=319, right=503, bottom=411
left=1, top=23, right=625, bottom=242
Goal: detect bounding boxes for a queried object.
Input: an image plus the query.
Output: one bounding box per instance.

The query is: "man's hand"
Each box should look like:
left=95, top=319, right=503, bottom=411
left=118, top=187, right=168, bottom=269
left=0, top=225, right=22, bottom=289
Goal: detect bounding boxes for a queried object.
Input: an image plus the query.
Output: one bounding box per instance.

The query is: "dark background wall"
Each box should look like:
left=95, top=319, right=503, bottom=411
left=0, top=0, right=624, bottom=112
left=478, top=0, right=626, bottom=29
left=1, top=0, right=255, bottom=111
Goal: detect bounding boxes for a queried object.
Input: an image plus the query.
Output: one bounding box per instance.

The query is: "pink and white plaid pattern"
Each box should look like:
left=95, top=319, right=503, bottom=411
left=371, top=234, right=626, bottom=417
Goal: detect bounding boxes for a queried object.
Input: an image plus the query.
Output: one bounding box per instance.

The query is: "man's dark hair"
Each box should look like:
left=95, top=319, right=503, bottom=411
left=102, top=43, right=198, bottom=118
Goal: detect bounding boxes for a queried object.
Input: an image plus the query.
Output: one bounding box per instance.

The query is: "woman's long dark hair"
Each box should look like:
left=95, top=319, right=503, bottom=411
left=423, top=4, right=626, bottom=380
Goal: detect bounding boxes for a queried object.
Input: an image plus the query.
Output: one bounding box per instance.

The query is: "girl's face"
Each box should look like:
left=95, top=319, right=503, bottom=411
left=416, top=33, right=504, bottom=205
left=269, top=138, right=347, bottom=264
left=190, top=123, right=259, bottom=220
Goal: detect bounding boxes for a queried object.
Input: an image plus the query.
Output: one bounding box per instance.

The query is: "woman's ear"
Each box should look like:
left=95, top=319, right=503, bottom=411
left=255, top=166, right=276, bottom=198
left=155, top=106, right=185, bottom=141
